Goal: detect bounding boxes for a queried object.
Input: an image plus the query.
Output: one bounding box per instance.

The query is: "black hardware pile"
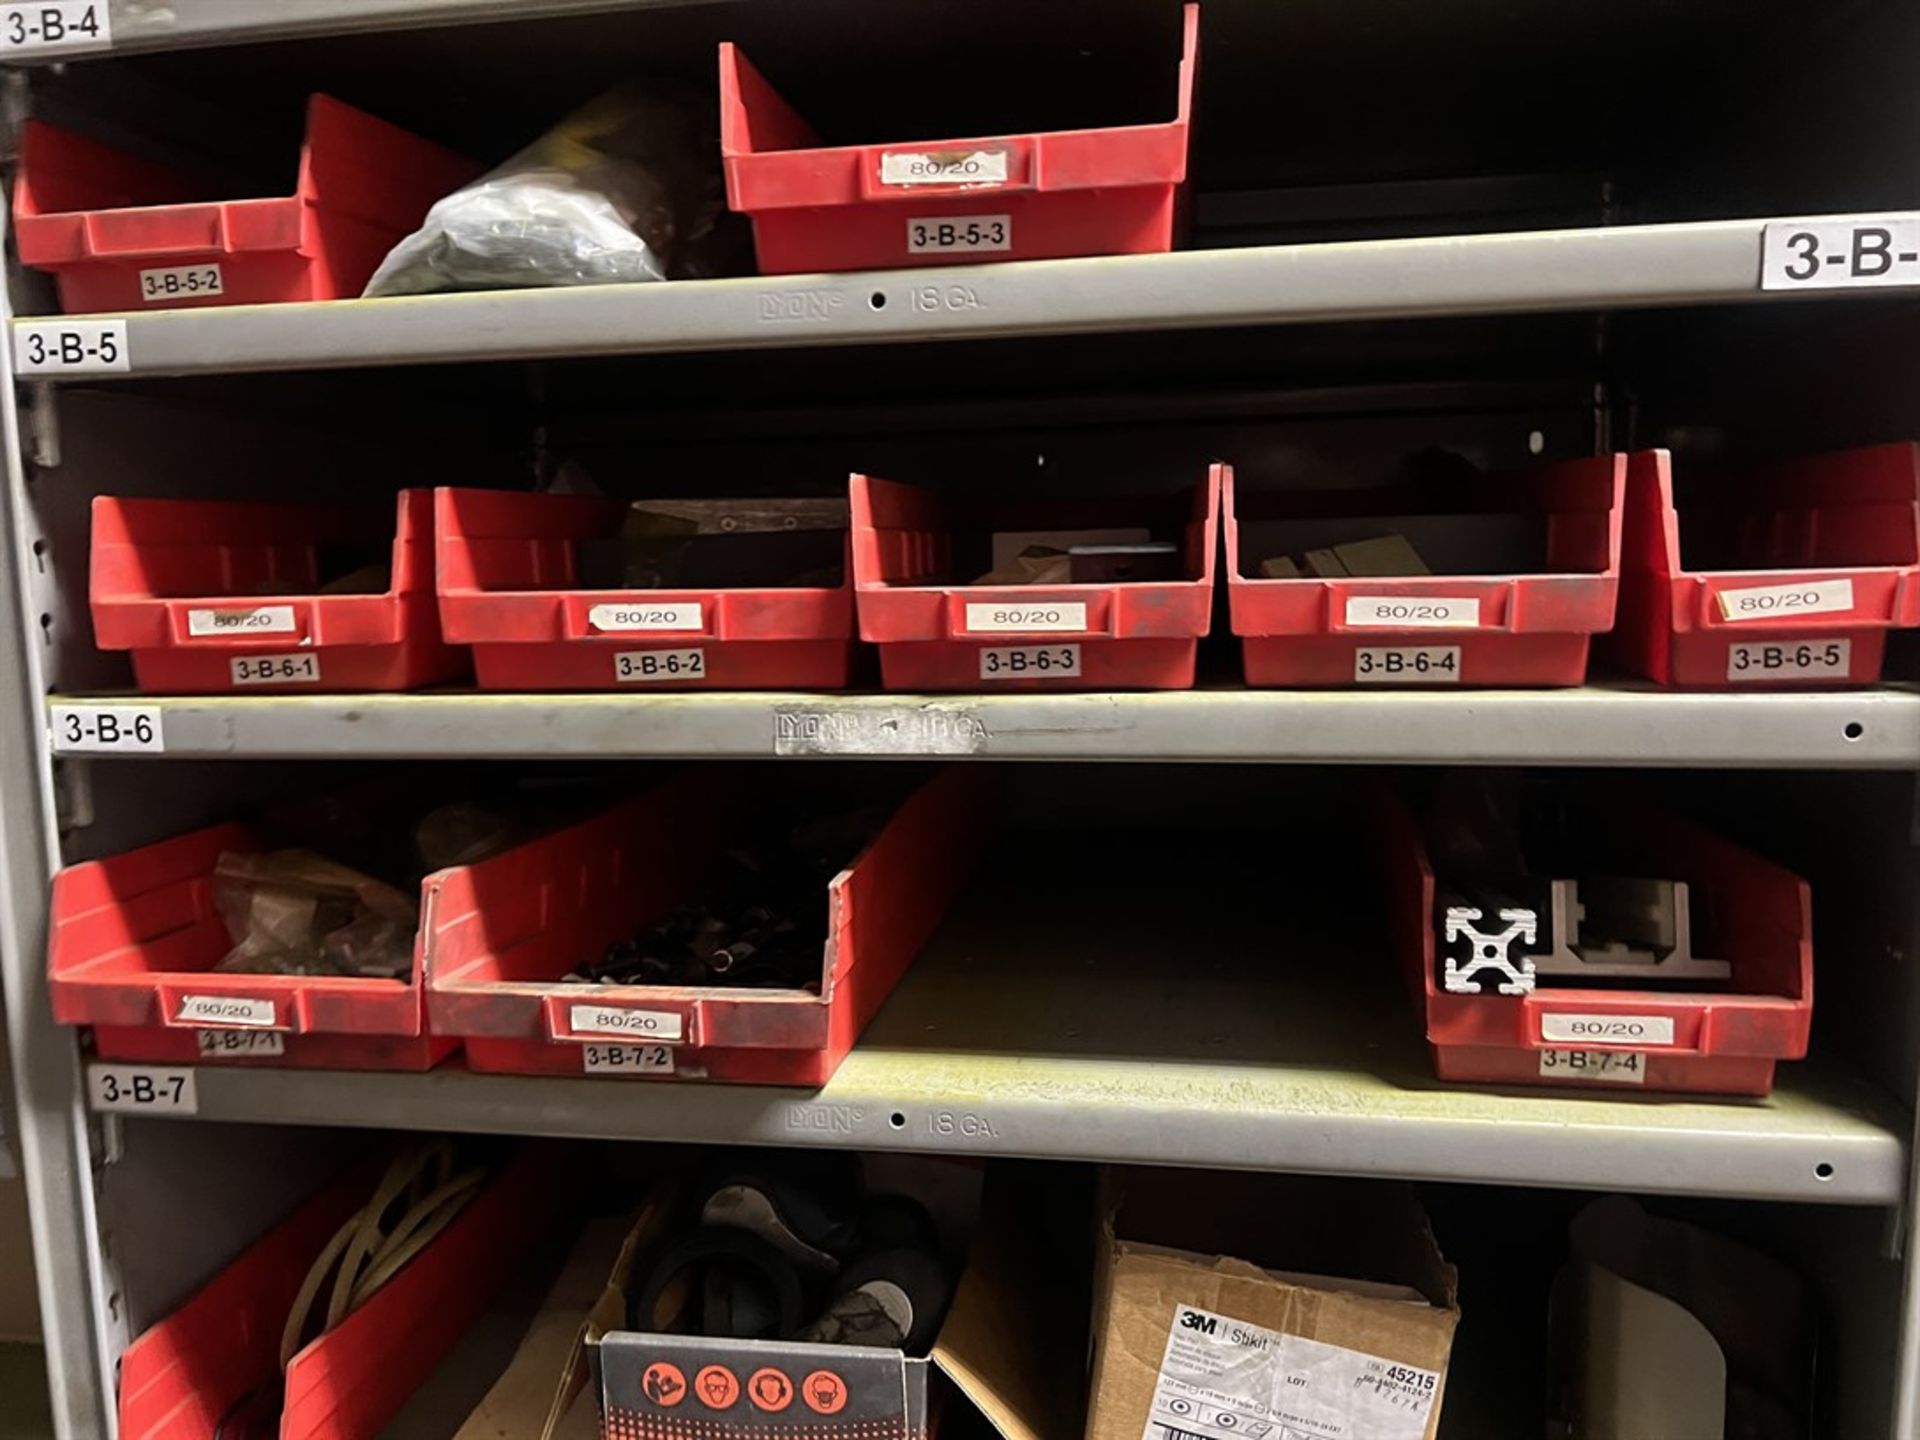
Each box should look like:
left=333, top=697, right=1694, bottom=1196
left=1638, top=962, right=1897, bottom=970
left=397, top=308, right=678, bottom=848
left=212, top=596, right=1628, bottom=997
left=630, top=1156, right=952, bottom=1353
left=571, top=808, right=885, bottom=990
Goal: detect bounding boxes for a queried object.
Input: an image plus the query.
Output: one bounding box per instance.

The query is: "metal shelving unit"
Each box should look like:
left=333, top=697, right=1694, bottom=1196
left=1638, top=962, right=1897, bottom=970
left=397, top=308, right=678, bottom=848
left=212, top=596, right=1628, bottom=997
left=44, top=686, right=1920, bottom=766
left=7, top=1, right=1920, bottom=1437
left=108, top=967, right=1906, bottom=1205
left=11, top=221, right=1915, bottom=378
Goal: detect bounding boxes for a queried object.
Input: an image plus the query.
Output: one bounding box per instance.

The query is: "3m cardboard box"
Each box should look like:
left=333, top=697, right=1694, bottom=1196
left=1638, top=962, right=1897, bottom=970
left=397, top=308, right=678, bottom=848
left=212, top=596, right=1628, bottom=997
left=1088, top=1170, right=1460, bottom=1440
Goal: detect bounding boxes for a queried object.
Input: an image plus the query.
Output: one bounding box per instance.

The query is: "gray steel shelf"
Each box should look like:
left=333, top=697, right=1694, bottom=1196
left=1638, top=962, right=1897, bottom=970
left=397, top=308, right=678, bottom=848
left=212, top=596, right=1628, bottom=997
left=45, top=685, right=1920, bottom=766
left=13, top=0, right=658, bottom=59
left=15, top=218, right=1904, bottom=379
left=116, top=1057, right=1898, bottom=1204
left=85, top=853, right=1908, bottom=1205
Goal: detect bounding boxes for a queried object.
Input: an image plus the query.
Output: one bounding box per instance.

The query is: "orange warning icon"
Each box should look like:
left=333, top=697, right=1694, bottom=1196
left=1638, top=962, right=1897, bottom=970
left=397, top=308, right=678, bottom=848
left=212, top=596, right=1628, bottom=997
left=695, top=1365, right=740, bottom=1410
left=802, top=1370, right=849, bottom=1415
left=747, top=1367, right=794, bottom=1412
left=641, top=1361, right=687, bottom=1408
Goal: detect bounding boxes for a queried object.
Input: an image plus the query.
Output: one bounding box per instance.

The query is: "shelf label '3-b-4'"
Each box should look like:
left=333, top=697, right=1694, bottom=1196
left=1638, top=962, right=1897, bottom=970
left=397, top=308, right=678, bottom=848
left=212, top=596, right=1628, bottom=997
left=0, top=2, right=110, bottom=57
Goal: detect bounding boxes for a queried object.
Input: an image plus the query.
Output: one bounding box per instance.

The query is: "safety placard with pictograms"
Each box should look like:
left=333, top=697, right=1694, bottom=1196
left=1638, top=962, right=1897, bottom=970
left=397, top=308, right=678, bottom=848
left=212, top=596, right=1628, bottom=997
left=599, top=1333, right=921, bottom=1437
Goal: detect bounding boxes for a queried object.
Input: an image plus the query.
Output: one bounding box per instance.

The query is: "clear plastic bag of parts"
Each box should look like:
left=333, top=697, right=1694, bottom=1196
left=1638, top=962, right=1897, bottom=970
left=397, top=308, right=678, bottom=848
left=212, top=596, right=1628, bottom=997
left=364, top=83, right=729, bottom=297
left=213, top=850, right=420, bottom=980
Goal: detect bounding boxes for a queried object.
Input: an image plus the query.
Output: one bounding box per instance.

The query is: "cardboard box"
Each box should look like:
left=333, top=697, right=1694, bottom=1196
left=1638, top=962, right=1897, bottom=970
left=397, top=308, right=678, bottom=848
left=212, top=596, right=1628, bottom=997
left=451, top=1214, right=644, bottom=1440
left=590, top=1168, right=1072, bottom=1440
left=448, top=1181, right=685, bottom=1440
left=1087, top=1170, right=1460, bottom=1440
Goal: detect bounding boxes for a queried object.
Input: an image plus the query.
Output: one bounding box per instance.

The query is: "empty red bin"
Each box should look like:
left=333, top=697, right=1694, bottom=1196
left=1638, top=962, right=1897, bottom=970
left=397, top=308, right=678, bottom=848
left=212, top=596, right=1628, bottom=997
left=851, top=466, right=1219, bottom=691
left=427, top=766, right=993, bottom=1087
left=1224, top=456, right=1624, bottom=687
left=719, top=6, right=1197, bottom=274
left=1608, top=444, right=1920, bottom=688
left=90, top=489, right=464, bottom=694
left=48, top=821, right=453, bottom=1071
left=1376, top=783, right=1812, bottom=1097
left=118, top=1146, right=562, bottom=1440
left=434, top=488, right=856, bottom=691
left=13, top=94, right=477, bottom=313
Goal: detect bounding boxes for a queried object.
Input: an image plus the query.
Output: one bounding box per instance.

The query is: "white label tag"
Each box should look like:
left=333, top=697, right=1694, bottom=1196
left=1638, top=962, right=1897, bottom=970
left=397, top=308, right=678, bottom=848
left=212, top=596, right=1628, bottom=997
left=0, top=1, right=111, bottom=56
left=588, top=601, right=702, bottom=632
left=584, top=1042, right=675, bottom=1076
left=1144, top=1305, right=1438, bottom=1440
left=1539, top=1049, right=1646, bottom=1084
left=614, top=648, right=705, bottom=683
left=139, top=264, right=224, bottom=303
left=177, top=995, right=276, bottom=1027
left=88, top=1065, right=197, bottom=1115
left=197, top=1029, right=286, bottom=1058
left=569, top=1004, right=684, bottom=1042
left=230, top=653, right=320, bottom=686
left=1344, top=595, right=1481, bottom=628
left=908, top=214, right=1012, bottom=254
left=15, top=319, right=128, bottom=374
left=50, top=705, right=163, bottom=754
left=1540, top=1013, right=1676, bottom=1046
left=965, top=601, right=1087, bottom=633
left=980, top=644, right=1080, bottom=679
left=1354, top=645, right=1461, bottom=683
left=880, top=150, right=1009, bottom=186
left=187, top=605, right=295, bottom=637
left=1728, top=637, right=1851, bottom=681
left=1716, top=577, right=1854, bottom=622
left=1761, top=216, right=1920, bottom=291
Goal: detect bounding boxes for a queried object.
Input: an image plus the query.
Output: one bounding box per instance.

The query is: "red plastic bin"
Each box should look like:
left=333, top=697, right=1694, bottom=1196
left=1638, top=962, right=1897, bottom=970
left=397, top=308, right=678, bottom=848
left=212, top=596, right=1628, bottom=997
left=118, top=1146, right=562, bottom=1440
left=434, top=488, right=856, bottom=690
left=427, top=766, right=993, bottom=1087
left=851, top=466, right=1219, bottom=691
left=90, top=489, right=465, bottom=694
left=1377, top=784, right=1812, bottom=1097
left=1224, top=456, right=1624, bottom=687
left=49, top=820, right=454, bottom=1071
left=1608, top=444, right=1920, bottom=687
left=719, top=6, right=1198, bottom=274
left=14, top=95, right=477, bottom=313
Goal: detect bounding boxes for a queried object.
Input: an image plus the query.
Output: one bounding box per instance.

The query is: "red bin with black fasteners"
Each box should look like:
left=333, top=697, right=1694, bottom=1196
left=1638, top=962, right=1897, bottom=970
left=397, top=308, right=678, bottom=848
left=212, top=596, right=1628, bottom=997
left=426, top=766, right=994, bottom=1087
left=90, top=489, right=464, bottom=694
left=1608, top=444, right=1920, bottom=688
left=14, top=95, right=477, bottom=313
left=719, top=6, right=1197, bottom=274
left=1224, top=456, right=1624, bottom=687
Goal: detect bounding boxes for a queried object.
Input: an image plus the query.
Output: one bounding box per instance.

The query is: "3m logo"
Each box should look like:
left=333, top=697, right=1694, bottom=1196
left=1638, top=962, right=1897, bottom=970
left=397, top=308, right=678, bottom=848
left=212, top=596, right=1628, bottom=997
left=1179, top=1309, right=1218, bottom=1335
